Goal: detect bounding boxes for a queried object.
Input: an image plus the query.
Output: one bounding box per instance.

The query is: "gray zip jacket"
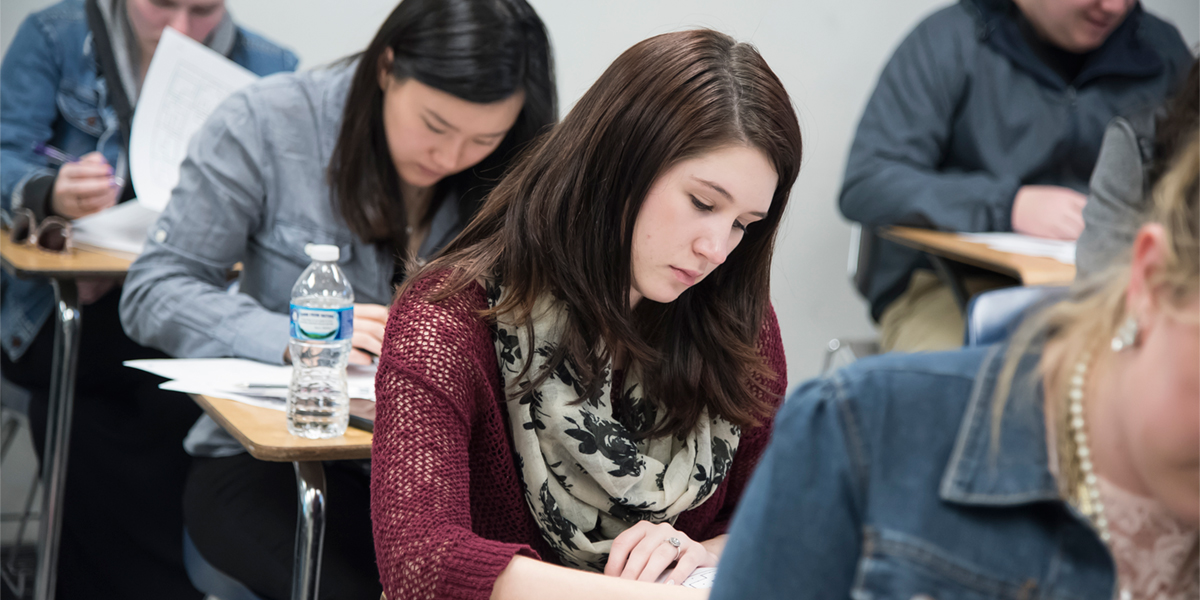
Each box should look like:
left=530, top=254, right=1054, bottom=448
left=120, top=62, right=463, bottom=455
left=839, top=0, right=1191, bottom=320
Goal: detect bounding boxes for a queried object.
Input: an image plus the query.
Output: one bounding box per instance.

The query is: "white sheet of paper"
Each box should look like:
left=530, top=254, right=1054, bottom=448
left=655, top=567, right=717, bottom=588
left=125, top=358, right=377, bottom=410
left=129, top=27, right=258, bottom=212
left=71, top=199, right=160, bottom=257
left=126, top=357, right=291, bottom=384
left=957, top=232, right=1076, bottom=265
left=159, top=379, right=287, bottom=412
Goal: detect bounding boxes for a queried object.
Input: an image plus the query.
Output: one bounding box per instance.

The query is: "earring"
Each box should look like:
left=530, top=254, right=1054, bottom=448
left=1111, top=316, right=1139, bottom=352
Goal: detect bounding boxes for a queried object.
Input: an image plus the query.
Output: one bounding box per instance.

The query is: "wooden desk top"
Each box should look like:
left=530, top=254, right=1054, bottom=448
left=878, top=226, right=1075, bottom=286
left=192, top=394, right=372, bottom=462
left=1, top=235, right=132, bottom=278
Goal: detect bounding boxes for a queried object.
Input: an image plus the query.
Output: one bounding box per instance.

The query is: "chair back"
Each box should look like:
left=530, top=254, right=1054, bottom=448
left=964, top=285, right=1069, bottom=347
left=847, top=223, right=874, bottom=298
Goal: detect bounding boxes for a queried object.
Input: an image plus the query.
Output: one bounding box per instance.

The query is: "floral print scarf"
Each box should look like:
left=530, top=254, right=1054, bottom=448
left=487, top=282, right=741, bottom=571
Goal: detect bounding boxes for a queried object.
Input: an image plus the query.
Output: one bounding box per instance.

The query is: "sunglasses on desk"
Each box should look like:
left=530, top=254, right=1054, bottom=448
left=8, top=208, right=72, bottom=253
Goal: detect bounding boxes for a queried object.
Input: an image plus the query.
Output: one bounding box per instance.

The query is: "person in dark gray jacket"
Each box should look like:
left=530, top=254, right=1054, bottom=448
left=839, top=0, right=1191, bottom=352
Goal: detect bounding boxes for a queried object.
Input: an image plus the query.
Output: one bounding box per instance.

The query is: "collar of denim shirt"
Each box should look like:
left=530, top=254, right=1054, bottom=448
left=938, top=343, right=1063, bottom=507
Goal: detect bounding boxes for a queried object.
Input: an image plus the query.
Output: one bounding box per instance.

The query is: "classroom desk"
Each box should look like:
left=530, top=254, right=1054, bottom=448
left=0, top=236, right=132, bottom=600
left=190, top=394, right=372, bottom=600
left=878, top=226, right=1075, bottom=285
left=878, top=226, right=1075, bottom=310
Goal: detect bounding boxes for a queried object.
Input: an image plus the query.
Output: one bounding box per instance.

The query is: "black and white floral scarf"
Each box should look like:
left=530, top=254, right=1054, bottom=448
left=487, top=282, right=741, bottom=571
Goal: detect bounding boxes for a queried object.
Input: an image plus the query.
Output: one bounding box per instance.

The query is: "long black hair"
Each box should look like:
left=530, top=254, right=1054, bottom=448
left=328, top=0, right=556, bottom=258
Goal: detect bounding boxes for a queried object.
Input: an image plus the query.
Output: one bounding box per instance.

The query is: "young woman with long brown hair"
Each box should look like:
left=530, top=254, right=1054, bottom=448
left=371, top=28, right=803, bottom=599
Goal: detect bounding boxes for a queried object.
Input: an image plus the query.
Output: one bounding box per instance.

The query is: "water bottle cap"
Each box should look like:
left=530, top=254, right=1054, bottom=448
left=304, top=244, right=339, bottom=262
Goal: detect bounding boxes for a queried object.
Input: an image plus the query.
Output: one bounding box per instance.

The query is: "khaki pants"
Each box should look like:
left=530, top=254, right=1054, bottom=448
left=878, top=270, right=1010, bottom=353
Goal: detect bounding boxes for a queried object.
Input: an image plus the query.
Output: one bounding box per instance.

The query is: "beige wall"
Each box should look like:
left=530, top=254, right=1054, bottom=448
left=3, top=0, right=1197, bottom=387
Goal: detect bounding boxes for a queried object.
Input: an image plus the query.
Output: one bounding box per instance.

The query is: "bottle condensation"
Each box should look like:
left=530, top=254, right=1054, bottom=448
left=287, top=244, right=353, bottom=438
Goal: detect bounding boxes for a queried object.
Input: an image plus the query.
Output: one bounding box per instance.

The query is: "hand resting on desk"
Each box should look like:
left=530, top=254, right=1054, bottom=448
left=604, top=521, right=718, bottom=585
left=1011, top=185, right=1086, bottom=241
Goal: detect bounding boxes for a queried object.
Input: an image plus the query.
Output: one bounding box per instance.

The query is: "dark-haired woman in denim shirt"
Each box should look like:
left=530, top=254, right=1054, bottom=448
left=118, top=0, right=556, bottom=596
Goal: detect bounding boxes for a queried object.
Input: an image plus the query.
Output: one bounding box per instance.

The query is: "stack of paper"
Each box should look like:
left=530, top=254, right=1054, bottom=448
left=71, top=200, right=160, bottom=258
left=125, top=358, right=377, bottom=412
left=958, top=232, right=1076, bottom=265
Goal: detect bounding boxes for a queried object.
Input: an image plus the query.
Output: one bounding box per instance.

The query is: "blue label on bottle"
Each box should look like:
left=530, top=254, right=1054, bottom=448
left=290, top=304, right=353, bottom=341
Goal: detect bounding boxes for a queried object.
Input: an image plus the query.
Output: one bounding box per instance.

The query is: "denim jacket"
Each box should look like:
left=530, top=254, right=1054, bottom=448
left=0, top=0, right=297, bottom=361
left=712, top=345, right=1121, bottom=600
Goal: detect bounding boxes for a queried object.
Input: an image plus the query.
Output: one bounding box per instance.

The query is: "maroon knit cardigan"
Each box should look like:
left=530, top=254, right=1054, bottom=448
left=371, top=272, right=787, bottom=599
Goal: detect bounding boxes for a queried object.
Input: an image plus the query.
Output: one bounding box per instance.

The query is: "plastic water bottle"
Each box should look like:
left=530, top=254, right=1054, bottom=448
left=287, top=244, right=353, bottom=438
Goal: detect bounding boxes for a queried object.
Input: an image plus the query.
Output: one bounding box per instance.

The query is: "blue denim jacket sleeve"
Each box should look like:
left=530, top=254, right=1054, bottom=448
left=230, top=29, right=298, bottom=75
left=837, top=7, right=1020, bottom=234
left=120, top=89, right=290, bottom=365
left=710, top=376, right=865, bottom=599
left=1, top=12, right=63, bottom=217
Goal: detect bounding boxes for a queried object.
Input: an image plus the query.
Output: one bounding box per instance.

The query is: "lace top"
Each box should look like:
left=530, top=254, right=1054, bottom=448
left=1046, top=401, right=1199, bottom=599
left=1098, top=476, right=1199, bottom=600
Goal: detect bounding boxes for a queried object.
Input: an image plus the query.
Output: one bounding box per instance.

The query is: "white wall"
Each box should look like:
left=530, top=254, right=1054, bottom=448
left=3, top=0, right=1197, bottom=387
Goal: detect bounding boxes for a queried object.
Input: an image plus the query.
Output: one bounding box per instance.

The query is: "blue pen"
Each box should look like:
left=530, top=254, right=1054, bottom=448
left=33, top=142, right=126, bottom=188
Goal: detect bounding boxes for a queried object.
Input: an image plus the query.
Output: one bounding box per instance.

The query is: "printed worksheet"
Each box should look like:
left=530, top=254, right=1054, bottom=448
left=655, top=567, right=717, bottom=588
left=130, top=27, right=258, bottom=211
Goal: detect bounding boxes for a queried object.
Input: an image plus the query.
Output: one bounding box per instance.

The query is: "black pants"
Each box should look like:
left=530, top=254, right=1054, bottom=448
left=184, top=454, right=381, bottom=600
left=1, top=287, right=203, bottom=599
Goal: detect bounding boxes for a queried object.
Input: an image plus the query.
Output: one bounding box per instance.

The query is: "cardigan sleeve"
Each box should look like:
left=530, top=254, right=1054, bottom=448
left=701, top=305, right=788, bottom=539
left=371, top=277, right=538, bottom=600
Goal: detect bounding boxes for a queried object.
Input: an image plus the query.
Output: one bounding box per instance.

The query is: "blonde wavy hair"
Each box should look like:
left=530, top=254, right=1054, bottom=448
left=992, top=133, right=1199, bottom=493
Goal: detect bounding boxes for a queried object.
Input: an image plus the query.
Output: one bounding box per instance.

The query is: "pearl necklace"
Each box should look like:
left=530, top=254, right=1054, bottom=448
left=1068, top=352, right=1132, bottom=600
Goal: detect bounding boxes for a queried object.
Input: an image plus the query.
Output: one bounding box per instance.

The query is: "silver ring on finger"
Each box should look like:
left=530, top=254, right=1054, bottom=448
left=666, top=536, right=682, bottom=562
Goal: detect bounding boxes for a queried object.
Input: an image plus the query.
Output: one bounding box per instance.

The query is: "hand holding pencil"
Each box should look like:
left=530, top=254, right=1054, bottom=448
left=43, top=146, right=123, bottom=220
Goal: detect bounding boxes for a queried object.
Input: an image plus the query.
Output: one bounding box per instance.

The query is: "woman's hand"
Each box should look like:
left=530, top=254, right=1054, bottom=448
left=492, top=555, right=708, bottom=600
left=51, top=152, right=120, bottom=219
left=604, top=521, right=717, bottom=585
left=349, top=303, right=389, bottom=365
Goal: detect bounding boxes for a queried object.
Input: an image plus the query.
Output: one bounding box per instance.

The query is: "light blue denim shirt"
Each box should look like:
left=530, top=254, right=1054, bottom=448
left=713, top=345, right=1120, bottom=600
left=0, top=0, right=297, bottom=361
left=120, top=62, right=464, bottom=456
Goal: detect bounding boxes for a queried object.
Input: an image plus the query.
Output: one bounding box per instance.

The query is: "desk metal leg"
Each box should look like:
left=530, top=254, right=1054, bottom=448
left=292, top=461, right=327, bottom=600
left=33, top=279, right=81, bottom=600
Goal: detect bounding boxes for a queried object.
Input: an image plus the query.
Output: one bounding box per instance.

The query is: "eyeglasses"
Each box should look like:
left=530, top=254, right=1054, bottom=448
left=8, top=208, right=72, bottom=253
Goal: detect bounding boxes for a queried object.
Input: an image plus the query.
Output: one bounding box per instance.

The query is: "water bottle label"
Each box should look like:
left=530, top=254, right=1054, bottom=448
left=290, top=305, right=353, bottom=341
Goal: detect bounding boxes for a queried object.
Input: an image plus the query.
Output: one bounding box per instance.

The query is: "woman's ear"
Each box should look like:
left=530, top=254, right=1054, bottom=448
left=1125, top=222, right=1168, bottom=337
left=378, top=47, right=395, bottom=92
